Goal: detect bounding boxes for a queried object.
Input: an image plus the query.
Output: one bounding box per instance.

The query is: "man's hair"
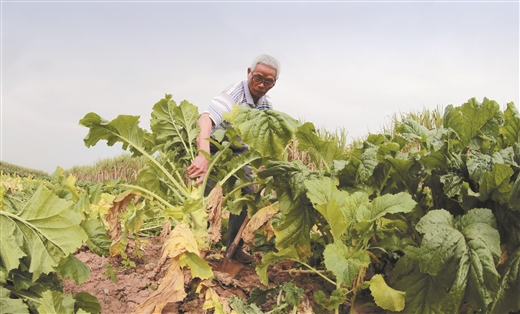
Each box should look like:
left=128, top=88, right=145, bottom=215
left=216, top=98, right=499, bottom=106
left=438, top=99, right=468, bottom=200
left=251, top=54, right=281, bottom=79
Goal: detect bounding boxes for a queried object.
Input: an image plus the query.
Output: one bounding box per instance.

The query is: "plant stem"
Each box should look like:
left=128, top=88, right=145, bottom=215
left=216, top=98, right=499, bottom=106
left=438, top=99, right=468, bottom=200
left=292, top=259, right=337, bottom=286
left=218, top=159, right=262, bottom=186
left=111, top=183, right=175, bottom=209
left=279, top=269, right=330, bottom=274
left=107, top=129, right=192, bottom=200
left=201, top=145, right=232, bottom=194
left=221, top=180, right=263, bottom=204
left=349, top=267, right=366, bottom=314
left=166, top=159, right=188, bottom=188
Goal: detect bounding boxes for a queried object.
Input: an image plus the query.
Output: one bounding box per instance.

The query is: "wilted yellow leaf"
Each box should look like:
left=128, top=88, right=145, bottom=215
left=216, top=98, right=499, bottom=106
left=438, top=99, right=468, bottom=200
left=242, top=203, right=280, bottom=245
left=105, top=190, right=135, bottom=241
left=264, top=221, right=276, bottom=242
left=206, top=184, right=223, bottom=243
left=133, top=259, right=186, bottom=314
left=157, top=223, right=199, bottom=269
left=196, top=280, right=223, bottom=311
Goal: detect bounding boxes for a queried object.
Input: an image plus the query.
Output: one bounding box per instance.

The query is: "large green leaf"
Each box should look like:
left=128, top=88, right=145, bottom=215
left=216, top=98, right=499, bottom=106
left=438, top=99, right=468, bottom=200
left=226, top=106, right=298, bottom=159
left=458, top=209, right=501, bottom=309
left=0, top=286, right=29, bottom=314
left=150, top=95, right=199, bottom=160
left=37, top=290, right=75, bottom=314
left=81, top=218, right=111, bottom=257
left=356, top=192, right=416, bottom=222
left=357, top=147, right=378, bottom=182
left=80, top=112, right=192, bottom=201
left=342, top=191, right=370, bottom=223
left=323, top=242, right=370, bottom=287
left=440, top=172, right=464, bottom=198
left=500, top=102, right=520, bottom=146
left=315, top=200, right=348, bottom=242
left=273, top=192, right=314, bottom=256
left=256, top=160, right=317, bottom=255
left=385, top=157, right=422, bottom=195
left=415, top=208, right=500, bottom=310
left=0, top=186, right=88, bottom=279
left=80, top=113, right=154, bottom=156
left=443, top=98, right=503, bottom=149
left=134, top=162, right=170, bottom=201
left=258, top=160, right=313, bottom=202
left=73, top=292, right=102, bottom=314
left=396, top=119, right=429, bottom=142
left=55, top=254, right=90, bottom=285
left=466, top=151, right=493, bottom=183
left=304, top=177, right=349, bottom=208
left=218, top=150, right=262, bottom=188
left=479, top=163, right=514, bottom=205
left=308, top=186, right=364, bottom=243
left=391, top=257, right=456, bottom=314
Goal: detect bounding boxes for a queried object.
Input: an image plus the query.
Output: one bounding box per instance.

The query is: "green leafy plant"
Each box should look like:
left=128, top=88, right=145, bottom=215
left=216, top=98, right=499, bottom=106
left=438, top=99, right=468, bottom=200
left=77, top=95, right=520, bottom=313
left=230, top=280, right=304, bottom=314
left=103, top=263, right=117, bottom=283
left=79, top=96, right=299, bottom=312
left=1, top=169, right=102, bottom=313
left=390, top=208, right=500, bottom=313
left=255, top=178, right=414, bottom=313
left=253, top=98, right=520, bottom=313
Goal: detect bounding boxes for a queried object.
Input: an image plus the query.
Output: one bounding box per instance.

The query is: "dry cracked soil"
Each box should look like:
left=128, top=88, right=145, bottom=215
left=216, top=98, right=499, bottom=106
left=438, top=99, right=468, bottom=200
left=63, top=237, right=381, bottom=314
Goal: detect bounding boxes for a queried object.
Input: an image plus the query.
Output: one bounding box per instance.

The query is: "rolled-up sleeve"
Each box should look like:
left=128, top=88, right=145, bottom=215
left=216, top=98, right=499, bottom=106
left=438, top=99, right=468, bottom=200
left=207, top=93, right=234, bottom=127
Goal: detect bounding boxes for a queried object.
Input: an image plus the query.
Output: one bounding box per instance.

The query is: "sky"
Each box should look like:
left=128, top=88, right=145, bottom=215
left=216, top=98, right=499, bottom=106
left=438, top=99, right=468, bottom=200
left=1, top=0, right=519, bottom=174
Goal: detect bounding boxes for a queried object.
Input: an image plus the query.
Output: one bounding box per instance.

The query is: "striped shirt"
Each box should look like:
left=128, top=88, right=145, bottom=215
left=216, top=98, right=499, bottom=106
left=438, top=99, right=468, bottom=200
left=205, top=80, right=273, bottom=133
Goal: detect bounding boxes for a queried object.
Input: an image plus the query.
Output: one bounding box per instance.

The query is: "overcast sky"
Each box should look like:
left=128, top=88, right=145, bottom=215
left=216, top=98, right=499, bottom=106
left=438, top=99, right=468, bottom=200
left=2, top=1, right=519, bottom=174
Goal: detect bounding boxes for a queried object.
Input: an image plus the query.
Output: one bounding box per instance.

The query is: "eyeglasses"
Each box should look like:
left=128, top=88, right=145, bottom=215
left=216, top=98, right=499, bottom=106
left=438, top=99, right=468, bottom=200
left=250, top=74, right=276, bottom=87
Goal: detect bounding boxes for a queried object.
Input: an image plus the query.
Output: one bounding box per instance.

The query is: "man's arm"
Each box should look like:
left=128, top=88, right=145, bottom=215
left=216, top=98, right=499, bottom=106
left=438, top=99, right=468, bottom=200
left=187, top=113, right=213, bottom=186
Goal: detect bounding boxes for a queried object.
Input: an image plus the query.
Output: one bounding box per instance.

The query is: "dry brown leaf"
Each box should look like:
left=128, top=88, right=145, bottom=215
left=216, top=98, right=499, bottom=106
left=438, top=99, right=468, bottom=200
left=264, top=220, right=276, bottom=242
left=206, top=184, right=223, bottom=243
left=160, top=220, right=172, bottom=242
left=133, top=259, right=186, bottom=314
left=157, top=223, right=199, bottom=270
left=213, top=271, right=238, bottom=286
left=105, top=190, right=136, bottom=241
left=196, top=280, right=224, bottom=311
left=242, top=203, right=280, bottom=245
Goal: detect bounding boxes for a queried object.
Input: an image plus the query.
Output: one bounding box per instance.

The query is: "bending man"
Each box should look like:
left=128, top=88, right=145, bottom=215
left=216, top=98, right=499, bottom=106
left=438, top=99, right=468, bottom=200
left=187, top=54, right=281, bottom=264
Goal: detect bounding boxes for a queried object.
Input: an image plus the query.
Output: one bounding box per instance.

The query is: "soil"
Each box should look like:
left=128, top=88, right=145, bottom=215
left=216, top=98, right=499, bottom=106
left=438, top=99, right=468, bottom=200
left=63, top=237, right=382, bottom=314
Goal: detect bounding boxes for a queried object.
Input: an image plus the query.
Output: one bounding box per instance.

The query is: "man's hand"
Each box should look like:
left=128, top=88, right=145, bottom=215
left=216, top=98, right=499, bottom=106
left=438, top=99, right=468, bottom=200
left=187, top=153, right=209, bottom=187
left=187, top=113, right=213, bottom=187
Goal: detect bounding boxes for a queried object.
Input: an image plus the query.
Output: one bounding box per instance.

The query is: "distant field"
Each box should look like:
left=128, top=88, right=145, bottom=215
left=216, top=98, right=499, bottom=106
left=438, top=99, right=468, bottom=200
left=0, top=161, right=51, bottom=180
left=1, top=154, right=146, bottom=184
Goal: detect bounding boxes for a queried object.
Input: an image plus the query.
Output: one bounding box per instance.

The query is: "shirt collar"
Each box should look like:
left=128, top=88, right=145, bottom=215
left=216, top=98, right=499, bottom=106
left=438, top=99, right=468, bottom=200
left=242, top=80, right=257, bottom=107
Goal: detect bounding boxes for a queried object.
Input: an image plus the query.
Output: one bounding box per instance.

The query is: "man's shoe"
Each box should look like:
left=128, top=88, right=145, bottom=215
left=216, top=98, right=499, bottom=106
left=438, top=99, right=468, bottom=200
left=233, top=249, right=255, bottom=264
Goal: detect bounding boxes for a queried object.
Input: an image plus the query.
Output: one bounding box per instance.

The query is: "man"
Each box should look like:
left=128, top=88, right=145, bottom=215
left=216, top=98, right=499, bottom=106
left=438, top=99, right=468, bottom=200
left=187, top=54, right=280, bottom=264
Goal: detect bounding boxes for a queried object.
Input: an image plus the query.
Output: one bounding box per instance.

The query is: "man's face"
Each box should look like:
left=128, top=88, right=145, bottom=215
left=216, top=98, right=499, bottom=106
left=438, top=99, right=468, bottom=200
left=247, top=63, right=277, bottom=100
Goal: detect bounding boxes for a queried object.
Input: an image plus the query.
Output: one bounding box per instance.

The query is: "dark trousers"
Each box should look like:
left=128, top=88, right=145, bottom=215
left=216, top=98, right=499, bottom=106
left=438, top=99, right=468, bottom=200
left=206, top=144, right=253, bottom=252
left=226, top=166, right=253, bottom=250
